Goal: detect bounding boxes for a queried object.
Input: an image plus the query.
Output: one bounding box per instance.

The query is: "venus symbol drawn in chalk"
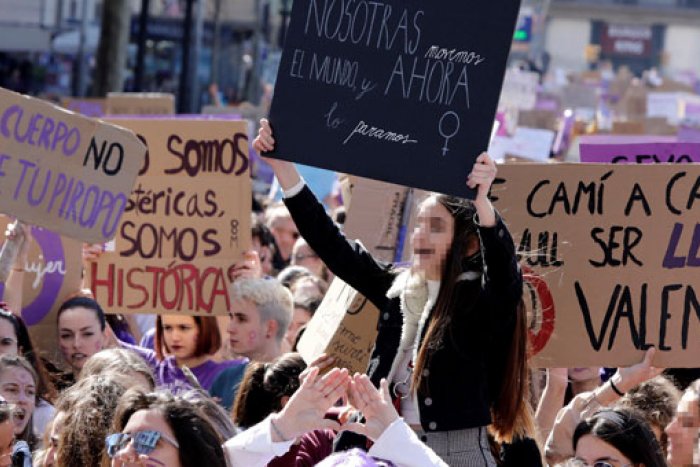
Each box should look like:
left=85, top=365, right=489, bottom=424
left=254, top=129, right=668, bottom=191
left=438, top=111, right=460, bottom=156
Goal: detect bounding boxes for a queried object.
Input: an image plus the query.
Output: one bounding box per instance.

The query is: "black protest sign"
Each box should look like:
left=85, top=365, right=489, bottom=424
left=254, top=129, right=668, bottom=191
left=267, top=0, right=522, bottom=198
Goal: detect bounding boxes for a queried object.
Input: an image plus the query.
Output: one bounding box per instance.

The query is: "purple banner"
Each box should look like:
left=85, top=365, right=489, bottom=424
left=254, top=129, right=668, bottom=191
left=0, top=227, right=67, bottom=325
left=580, top=136, right=700, bottom=164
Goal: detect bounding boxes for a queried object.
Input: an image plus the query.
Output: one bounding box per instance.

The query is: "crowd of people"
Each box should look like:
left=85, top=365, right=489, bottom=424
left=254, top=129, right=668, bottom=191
left=0, top=117, right=696, bottom=466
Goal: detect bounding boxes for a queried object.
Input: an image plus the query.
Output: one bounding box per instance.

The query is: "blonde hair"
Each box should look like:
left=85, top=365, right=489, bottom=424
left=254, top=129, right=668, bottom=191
left=55, top=373, right=128, bottom=467
left=230, top=278, right=293, bottom=342
left=80, top=348, right=155, bottom=390
left=265, top=203, right=292, bottom=229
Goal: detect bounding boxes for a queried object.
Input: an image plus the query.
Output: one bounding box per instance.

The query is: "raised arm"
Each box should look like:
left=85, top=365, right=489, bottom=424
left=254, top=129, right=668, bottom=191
left=0, top=222, right=31, bottom=315
left=254, top=119, right=394, bottom=305
left=469, top=153, right=522, bottom=307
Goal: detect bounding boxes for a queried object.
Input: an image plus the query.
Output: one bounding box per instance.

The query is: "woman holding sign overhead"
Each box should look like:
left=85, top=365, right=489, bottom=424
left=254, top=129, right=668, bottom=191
left=253, top=119, right=533, bottom=466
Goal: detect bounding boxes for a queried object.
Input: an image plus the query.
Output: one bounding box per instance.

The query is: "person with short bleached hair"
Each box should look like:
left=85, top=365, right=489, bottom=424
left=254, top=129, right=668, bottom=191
left=209, top=277, right=293, bottom=411
left=228, top=277, right=293, bottom=358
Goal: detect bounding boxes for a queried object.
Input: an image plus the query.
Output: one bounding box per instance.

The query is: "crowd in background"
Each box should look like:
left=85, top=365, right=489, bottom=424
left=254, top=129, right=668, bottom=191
left=0, top=110, right=696, bottom=466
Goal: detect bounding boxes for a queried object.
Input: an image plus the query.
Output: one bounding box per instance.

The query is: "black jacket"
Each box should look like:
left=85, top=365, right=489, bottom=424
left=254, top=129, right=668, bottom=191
left=285, top=186, right=522, bottom=432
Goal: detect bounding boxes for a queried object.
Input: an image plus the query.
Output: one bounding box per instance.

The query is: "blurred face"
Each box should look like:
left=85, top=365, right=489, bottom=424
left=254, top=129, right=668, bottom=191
left=0, top=320, right=18, bottom=357
left=251, top=237, right=274, bottom=275
left=0, top=366, right=36, bottom=435
left=666, top=391, right=700, bottom=466
left=291, top=277, right=323, bottom=301
left=411, top=198, right=454, bottom=280
left=43, top=411, right=65, bottom=467
left=285, top=307, right=311, bottom=348
left=270, top=217, right=299, bottom=261
left=0, top=419, right=12, bottom=467
left=111, top=409, right=180, bottom=467
left=291, top=241, right=323, bottom=277
left=161, top=316, right=199, bottom=362
left=227, top=298, right=268, bottom=359
left=58, top=307, right=106, bottom=371
left=568, top=367, right=601, bottom=383
left=575, top=434, right=633, bottom=466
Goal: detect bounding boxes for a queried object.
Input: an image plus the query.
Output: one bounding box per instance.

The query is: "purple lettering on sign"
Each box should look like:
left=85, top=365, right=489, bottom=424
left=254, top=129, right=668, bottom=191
left=13, top=158, right=36, bottom=200
left=0, top=154, right=10, bottom=178
left=0, top=105, right=81, bottom=156
left=0, top=227, right=65, bottom=326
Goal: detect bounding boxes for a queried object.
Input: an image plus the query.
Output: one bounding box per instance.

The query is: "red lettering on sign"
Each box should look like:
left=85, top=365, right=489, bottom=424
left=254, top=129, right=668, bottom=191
left=523, top=266, right=556, bottom=356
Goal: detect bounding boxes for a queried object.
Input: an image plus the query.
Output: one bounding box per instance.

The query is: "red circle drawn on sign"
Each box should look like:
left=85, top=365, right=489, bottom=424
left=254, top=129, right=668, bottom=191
left=523, top=266, right=556, bottom=356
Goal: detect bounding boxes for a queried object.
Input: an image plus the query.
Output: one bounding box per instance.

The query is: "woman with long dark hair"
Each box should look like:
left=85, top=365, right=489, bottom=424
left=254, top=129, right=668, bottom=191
left=574, top=408, right=667, bottom=467
left=254, top=119, right=533, bottom=465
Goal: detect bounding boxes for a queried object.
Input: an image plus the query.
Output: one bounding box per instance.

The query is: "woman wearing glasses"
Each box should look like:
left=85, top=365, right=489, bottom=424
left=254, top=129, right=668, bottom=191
left=573, top=408, right=667, bottom=467
left=105, top=389, right=228, bottom=467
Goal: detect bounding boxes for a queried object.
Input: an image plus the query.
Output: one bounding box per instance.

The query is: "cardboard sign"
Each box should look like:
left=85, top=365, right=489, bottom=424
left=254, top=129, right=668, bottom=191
left=0, top=218, right=82, bottom=358
left=489, top=127, right=555, bottom=162
left=88, top=119, right=252, bottom=315
left=266, top=0, right=522, bottom=198
left=499, top=69, right=539, bottom=111
left=343, top=176, right=424, bottom=263
left=561, top=84, right=598, bottom=110
left=647, top=92, right=700, bottom=126
left=106, top=93, right=175, bottom=115
left=517, top=109, right=559, bottom=132
left=494, top=163, right=700, bottom=367
left=60, top=98, right=107, bottom=117
left=580, top=140, right=700, bottom=163
left=297, top=277, right=380, bottom=374
left=616, top=85, right=648, bottom=120
left=0, top=87, right=147, bottom=243
left=611, top=121, right=645, bottom=135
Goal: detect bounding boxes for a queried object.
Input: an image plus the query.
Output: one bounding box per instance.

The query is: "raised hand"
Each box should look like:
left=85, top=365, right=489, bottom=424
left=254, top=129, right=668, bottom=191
left=467, top=152, right=497, bottom=227
left=252, top=118, right=301, bottom=191
left=299, top=354, right=336, bottom=384
left=467, top=152, right=497, bottom=201
left=227, top=250, right=264, bottom=282
left=272, top=366, right=349, bottom=441
left=343, top=375, right=399, bottom=441
left=253, top=118, right=275, bottom=153
left=614, top=347, right=664, bottom=393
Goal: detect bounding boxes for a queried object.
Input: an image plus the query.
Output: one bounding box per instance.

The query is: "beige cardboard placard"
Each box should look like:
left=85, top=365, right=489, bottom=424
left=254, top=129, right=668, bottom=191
left=0, top=217, right=82, bottom=359
left=494, top=163, right=700, bottom=367
left=343, top=176, right=425, bottom=264
left=88, top=119, right=251, bottom=315
left=611, top=121, right=645, bottom=135
left=561, top=84, right=598, bottom=110
left=0, top=87, right=147, bottom=243
left=297, top=277, right=379, bottom=374
left=517, top=109, right=559, bottom=132
left=106, top=93, right=175, bottom=115
left=617, top=85, right=648, bottom=120
left=60, top=97, right=106, bottom=117
left=499, top=69, right=539, bottom=111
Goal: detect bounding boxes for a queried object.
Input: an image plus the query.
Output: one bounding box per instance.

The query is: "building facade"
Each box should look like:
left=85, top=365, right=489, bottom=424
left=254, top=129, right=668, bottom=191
left=545, top=0, right=700, bottom=76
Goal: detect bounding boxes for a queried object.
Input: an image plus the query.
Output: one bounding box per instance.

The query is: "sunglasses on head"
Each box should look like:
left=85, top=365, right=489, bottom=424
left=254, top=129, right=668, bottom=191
left=105, top=430, right=179, bottom=458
